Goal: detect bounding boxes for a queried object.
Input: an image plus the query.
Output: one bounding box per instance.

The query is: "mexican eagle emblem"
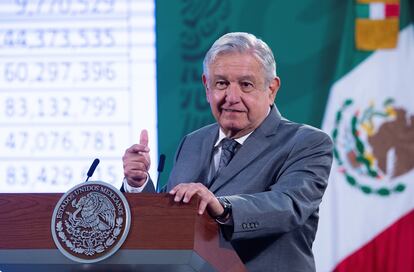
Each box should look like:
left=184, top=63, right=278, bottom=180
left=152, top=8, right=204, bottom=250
left=51, top=181, right=130, bottom=263
left=332, top=98, right=414, bottom=196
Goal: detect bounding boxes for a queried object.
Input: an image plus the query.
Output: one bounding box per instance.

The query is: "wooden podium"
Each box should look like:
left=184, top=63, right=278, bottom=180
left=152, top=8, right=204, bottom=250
left=0, top=193, right=246, bottom=272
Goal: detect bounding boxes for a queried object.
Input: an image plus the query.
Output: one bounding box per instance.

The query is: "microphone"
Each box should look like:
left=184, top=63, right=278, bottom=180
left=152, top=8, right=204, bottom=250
left=85, top=158, right=100, bottom=182
left=156, top=154, right=166, bottom=193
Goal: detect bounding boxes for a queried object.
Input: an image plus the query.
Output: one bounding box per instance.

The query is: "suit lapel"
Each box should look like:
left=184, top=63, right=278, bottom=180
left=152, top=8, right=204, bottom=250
left=209, top=106, right=281, bottom=193
left=198, top=125, right=219, bottom=184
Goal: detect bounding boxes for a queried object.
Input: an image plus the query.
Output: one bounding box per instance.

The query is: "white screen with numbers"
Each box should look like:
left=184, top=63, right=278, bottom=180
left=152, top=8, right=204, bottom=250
left=0, top=0, right=158, bottom=192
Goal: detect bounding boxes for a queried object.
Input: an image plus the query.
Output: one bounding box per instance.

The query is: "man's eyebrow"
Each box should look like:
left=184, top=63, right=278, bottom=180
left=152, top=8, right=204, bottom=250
left=211, top=74, right=227, bottom=80
left=239, top=75, right=255, bottom=80
left=211, top=75, right=256, bottom=81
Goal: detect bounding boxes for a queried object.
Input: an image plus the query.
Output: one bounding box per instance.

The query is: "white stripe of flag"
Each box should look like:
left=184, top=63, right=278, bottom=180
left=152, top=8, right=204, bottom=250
left=370, top=3, right=385, bottom=20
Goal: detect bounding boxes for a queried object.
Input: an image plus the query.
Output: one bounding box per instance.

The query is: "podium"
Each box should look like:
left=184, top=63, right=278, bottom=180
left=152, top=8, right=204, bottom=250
left=0, top=193, right=246, bottom=272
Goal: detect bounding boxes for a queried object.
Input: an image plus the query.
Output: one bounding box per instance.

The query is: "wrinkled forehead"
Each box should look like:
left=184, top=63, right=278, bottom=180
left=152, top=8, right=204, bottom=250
left=207, top=52, right=266, bottom=78
left=210, top=50, right=259, bottom=65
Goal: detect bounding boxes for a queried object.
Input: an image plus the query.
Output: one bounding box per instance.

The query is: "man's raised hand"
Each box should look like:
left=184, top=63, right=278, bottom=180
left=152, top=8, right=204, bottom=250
left=122, top=129, right=151, bottom=188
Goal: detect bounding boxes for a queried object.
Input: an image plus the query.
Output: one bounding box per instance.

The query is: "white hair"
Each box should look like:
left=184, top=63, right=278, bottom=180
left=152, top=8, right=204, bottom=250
left=203, top=32, right=277, bottom=85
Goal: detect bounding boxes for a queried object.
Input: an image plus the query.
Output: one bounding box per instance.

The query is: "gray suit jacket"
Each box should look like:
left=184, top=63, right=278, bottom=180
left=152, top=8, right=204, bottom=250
left=146, top=106, right=333, bottom=271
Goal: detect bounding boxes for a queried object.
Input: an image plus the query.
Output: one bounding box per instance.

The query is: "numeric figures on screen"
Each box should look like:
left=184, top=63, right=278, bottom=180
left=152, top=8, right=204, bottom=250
left=2, top=94, right=120, bottom=121
left=13, top=0, right=117, bottom=16
left=3, top=162, right=120, bottom=192
left=0, top=0, right=156, bottom=191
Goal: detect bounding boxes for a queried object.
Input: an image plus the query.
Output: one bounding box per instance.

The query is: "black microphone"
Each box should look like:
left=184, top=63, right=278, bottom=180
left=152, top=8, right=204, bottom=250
left=156, top=154, right=166, bottom=193
left=85, top=158, right=100, bottom=182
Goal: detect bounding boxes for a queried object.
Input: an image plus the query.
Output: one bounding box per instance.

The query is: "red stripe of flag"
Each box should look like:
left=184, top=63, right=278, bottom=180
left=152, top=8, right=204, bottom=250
left=334, top=210, right=414, bottom=272
left=385, top=4, right=400, bottom=17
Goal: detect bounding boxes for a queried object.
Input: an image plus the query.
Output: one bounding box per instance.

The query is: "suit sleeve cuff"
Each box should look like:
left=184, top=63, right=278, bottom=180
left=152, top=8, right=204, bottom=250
left=123, top=176, right=149, bottom=193
left=216, top=214, right=234, bottom=225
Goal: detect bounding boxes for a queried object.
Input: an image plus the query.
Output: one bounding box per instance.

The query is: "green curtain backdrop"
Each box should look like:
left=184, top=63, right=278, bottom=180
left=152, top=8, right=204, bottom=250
left=156, top=0, right=347, bottom=186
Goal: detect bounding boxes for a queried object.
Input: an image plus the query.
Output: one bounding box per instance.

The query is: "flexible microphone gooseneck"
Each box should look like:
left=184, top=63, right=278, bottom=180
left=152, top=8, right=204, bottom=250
left=156, top=154, right=166, bottom=193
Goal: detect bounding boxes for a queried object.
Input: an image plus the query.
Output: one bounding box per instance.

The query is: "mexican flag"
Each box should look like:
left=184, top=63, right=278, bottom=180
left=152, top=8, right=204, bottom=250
left=313, top=0, right=414, bottom=271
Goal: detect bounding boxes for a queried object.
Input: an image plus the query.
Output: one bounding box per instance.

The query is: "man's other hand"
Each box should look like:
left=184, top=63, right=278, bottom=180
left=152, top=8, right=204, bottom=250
left=169, top=183, right=224, bottom=217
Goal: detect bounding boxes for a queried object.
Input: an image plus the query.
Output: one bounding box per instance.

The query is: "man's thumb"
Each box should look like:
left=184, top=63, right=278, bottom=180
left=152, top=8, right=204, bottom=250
left=139, top=129, right=149, bottom=147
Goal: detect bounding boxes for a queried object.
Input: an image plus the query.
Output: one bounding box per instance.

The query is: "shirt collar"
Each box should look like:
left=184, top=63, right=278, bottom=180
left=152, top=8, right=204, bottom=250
left=214, top=129, right=252, bottom=148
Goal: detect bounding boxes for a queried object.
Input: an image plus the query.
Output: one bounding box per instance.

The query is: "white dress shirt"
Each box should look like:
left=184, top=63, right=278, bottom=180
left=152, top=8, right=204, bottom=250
left=208, top=129, right=252, bottom=181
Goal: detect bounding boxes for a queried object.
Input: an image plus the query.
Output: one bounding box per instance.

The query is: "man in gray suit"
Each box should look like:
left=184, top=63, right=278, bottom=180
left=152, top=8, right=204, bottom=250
left=122, top=32, right=333, bottom=271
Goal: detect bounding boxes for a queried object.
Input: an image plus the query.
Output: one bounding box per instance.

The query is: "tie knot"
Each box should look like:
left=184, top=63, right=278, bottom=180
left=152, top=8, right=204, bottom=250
left=209, top=138, right=239, bottom=185
left=221, top=138, right=238, bottom=152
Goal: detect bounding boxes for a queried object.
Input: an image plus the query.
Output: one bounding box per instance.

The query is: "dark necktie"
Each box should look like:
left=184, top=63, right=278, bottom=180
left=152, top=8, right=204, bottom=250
left=217, top=138, right=239, bottom=174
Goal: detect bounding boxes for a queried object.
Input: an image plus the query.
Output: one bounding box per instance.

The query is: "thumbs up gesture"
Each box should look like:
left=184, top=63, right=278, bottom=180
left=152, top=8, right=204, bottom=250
left=122, top=129, right=151, bottom=188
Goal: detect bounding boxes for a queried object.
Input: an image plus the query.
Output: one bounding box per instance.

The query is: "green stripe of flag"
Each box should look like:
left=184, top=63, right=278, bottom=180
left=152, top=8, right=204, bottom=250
left=356, top=4, right=369, bottom=19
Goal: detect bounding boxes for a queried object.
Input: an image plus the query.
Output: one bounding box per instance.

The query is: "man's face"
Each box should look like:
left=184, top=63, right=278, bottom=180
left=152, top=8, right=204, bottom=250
left=203, top=53, right=280, bottom=138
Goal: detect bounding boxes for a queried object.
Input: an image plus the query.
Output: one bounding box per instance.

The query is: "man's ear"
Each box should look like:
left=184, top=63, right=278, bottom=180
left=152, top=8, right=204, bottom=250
left=202, top=74, right=210, bottom=103
left=268, top=76, right=281, bottom=104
